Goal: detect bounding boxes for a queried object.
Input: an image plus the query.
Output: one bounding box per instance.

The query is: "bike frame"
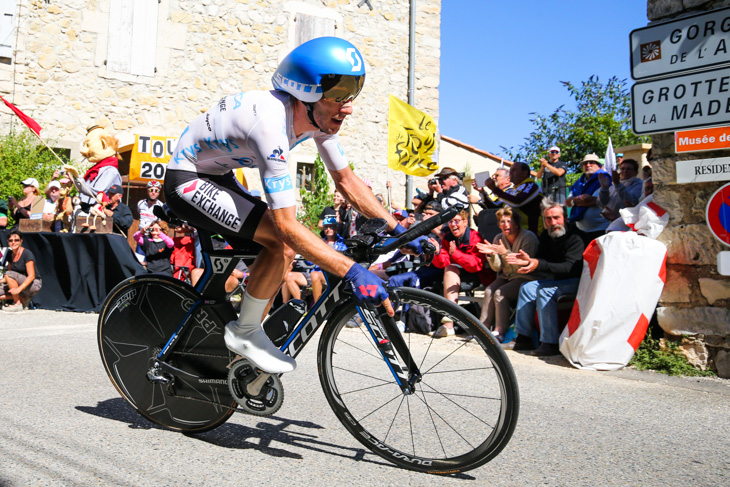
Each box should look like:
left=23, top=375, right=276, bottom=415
left=154, top=227, right=421, bottom=394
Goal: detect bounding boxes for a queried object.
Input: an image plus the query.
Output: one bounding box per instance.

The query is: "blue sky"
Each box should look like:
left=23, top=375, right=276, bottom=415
left=439, top=1, right=649, bottom=157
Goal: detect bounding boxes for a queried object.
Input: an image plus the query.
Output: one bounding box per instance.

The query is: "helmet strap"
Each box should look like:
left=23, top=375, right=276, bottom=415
left=304, top=102, right=320, bottom=130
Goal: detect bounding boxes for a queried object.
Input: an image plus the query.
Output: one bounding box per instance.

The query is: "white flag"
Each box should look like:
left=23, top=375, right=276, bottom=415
left=605, top=137, right=616, bottom=174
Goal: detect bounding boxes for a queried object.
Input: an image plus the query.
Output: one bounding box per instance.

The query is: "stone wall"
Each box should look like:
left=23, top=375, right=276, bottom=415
left=0, top=0, right=441, bottom=199
left=647, top=0, right=730, bottom=377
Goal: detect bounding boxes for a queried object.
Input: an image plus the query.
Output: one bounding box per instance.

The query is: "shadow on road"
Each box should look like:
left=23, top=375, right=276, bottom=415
left=75, top=397, right=473, bottom=479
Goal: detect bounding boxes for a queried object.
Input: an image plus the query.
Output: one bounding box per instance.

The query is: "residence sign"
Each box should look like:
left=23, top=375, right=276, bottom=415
left=630, top=6, right=730, bottom=80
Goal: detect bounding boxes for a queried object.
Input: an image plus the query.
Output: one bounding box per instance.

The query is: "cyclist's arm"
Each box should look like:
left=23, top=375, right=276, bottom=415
left=270, top=205, right=359, bottom=278
left=329, top=166, right=399, bottom=232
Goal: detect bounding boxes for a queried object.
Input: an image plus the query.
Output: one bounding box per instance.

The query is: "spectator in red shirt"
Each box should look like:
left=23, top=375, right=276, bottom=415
left=431, top=209, right=494, bottom=337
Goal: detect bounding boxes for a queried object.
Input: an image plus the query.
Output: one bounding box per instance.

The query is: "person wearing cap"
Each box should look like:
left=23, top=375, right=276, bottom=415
left=317, top=190, right=347, bottom=235
left=616, top=153, right=624, bottom=166
left=42, top=181, right=63, bottom=229
left=104, top=184, right=134, bottom=236
left=536, top=146, right=567, bottom=204
left=8, top=178, right=44, bottom=225
left=412, top=167, right=469, bottom=212
left=565, top=153, right=610, bottom=245
left=392, top=209, right=411, bottom=229
left=484, top=162, right=544, bottom=235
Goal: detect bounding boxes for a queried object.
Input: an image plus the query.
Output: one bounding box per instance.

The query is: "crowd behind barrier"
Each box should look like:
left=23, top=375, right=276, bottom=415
left=1, top=147, right=657, bottom=362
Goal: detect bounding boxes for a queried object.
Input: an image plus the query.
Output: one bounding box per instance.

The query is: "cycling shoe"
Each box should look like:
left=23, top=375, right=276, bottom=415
left=224, top=321, right=296, bottom=374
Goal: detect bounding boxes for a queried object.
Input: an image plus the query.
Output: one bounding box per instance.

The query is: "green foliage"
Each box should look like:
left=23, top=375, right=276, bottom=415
left=0, top=130, right=70, bottom=220
left=629, top=335, right=715, bottom=377
left=297, top=154, right=333, bottom=233
left=503, top=76, right=650, bottom=173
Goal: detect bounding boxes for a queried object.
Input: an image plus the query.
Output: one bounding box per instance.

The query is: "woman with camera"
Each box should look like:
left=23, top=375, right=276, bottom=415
left=0, top=229, right=42, bottom=312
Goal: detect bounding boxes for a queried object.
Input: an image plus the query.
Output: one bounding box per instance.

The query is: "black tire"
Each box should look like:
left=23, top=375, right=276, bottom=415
left=317, top=287, right=519, bottom=474
left=98, top=275, right=236, bottom=433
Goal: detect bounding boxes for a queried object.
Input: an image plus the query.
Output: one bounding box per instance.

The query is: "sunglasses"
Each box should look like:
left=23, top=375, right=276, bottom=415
left=448, top=218, right=464, bottom=225
left=549, top=150, right=560, bottom=154
left=148, top=188, right=160, bottom=193
left=321, top=74, right=365, bottom=103
left=8, top=238, right=21, bottom=242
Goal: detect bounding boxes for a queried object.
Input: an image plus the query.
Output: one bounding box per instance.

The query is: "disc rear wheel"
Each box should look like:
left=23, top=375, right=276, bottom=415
left=98, top=275, right=236, bottom=433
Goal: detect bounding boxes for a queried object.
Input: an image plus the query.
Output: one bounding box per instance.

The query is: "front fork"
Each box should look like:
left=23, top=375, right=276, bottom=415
left=357, top=290, right=422, bottom=394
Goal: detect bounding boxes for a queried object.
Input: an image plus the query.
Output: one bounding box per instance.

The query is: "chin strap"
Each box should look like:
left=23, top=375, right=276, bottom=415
left=304, top=102, right=320, bottom=130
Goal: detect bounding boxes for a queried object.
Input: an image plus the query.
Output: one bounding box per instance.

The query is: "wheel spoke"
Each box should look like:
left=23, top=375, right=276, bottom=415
left=410, top=386, right=477, bottom=450
left=418, top=379, right=496, bottom=428
left=417, top=383, right=448, bottom=458
left=426, top=366, right=495, bottom=374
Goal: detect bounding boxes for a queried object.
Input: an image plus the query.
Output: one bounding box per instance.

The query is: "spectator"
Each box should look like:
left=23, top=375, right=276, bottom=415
left=42, top=181, right=62, bottom=229
left=392, top=209, right=410, bottom=228
left=504, top=199, right=585, bottom=356
left=0, top=198, right=7, bottom=231
left=8, top=178, right=45, bottom=224
left=476, top=207, right=539, bottom=343
left=566, top=154, right=609, bottom=245
left=281, top=260, right=311, bottom=302
left=431, top=209, right=493, bottom=338
left=598, top=158, right=644, bottom=230
left=536, top=146, right=567, bottom=204
left=484, top=162, right=544, bottom=235
left=413, top=167, right=469, bottom=211
left=641, top=164, right=652, bottom=181
left=138, top=180, right=164, bottom=229
left=471, top=167, right=511, bottom=208
left=104, top=184, right=134, bottom=236
left=65, top=125, right=122, bottom=215
left=310, top=216, right=347, bottom=301
left=317, top=190, right=347, bottom=233
left=616, top=153, right=624, bottom=166
left=134, top=219, right=174, bottom=276
left=171, top=222, right=203, bottom=284
left=642, top=177, right=654, bottom=199
left=0, top=229, right=42, bottom=311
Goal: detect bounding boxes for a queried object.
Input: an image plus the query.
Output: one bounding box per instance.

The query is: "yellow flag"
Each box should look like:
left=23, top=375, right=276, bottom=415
left=387, top=95, right=438, bottom=177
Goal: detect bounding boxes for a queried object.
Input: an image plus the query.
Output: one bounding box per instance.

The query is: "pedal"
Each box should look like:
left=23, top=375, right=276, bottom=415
left=227, top=359, right=284, bottom=416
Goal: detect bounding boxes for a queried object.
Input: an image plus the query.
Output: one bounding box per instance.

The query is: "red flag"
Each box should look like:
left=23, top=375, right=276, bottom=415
left=0, top=95, right=42, bottom=136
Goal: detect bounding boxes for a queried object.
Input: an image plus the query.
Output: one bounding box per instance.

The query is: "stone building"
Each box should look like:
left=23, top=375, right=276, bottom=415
left=647, top=0, right=730, bottom=377
left=0, top=0, right=441, bottom=204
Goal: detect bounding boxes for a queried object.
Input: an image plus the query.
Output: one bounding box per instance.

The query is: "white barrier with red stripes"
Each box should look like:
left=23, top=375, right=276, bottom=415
left=559, top=231, right=668, bottom=370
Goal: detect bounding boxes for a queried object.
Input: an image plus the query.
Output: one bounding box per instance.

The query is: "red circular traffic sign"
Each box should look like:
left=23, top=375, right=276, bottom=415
left=706, top=182, right=730, bottom=247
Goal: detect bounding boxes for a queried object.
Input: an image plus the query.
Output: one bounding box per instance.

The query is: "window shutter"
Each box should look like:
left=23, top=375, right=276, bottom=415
left=295, top=14, right=335, bottom=46
left=107, top=0, right=158, bottom=76
left=0, top=0, right=16, bottom=59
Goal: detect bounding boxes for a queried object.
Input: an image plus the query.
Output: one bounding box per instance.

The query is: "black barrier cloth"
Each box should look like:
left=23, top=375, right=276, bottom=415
left=21, top=232, right=145, bottom=312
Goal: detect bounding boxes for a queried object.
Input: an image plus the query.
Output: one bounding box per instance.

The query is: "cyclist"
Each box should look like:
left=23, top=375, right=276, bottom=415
left=164, top=37, right=422, bottom=374
left=138, top=180, right=164, bottom=229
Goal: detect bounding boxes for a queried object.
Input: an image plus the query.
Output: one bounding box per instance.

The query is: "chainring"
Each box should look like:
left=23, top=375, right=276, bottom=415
left=227, top=359, right=284, bottom=416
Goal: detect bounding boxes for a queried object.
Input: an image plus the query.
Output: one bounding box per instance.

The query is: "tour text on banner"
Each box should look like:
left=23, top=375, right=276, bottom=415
left=387, top=95, right=438, bottom=177
left=129, top=135, right=178, bottom=182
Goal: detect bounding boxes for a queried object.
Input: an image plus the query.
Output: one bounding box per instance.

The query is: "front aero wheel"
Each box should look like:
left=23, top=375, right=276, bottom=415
left=317, top=287, right=519, bottom=474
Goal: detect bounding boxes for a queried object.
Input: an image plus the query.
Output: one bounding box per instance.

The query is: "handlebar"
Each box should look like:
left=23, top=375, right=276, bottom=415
left=374, top=204, right=463, bottom=255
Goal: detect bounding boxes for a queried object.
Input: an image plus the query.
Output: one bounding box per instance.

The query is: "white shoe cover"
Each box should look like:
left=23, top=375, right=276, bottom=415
left=224, top=321, right=296, bottom=374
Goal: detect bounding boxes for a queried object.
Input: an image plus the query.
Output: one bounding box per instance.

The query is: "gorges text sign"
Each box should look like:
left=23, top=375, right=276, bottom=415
left=631, top=6, right=730, bottom=80
left=631, top=66, right=730, bottom=134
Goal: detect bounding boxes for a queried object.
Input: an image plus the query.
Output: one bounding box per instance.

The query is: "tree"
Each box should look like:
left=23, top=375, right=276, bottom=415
left=503, top=76, right=650, bottom=174
left=0, top=130, right=70, bottom=224
left=297, top=154, right=333, bottom=233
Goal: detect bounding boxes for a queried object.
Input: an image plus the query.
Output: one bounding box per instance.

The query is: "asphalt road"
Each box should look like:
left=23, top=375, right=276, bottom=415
left=1, top=310, right=729, bottom=486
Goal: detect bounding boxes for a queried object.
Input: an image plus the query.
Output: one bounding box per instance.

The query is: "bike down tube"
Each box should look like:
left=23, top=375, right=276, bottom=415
left=157, top=299, right=204, bottom=361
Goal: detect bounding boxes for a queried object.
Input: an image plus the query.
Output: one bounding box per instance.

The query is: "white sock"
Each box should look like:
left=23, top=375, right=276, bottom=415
left=235, top=291, right=269, bottom=330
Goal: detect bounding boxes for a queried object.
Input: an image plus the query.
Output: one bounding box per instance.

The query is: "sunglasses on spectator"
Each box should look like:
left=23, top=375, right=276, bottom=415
left=448, top=218, right=464, bottom=225
left=549, top=150, right=560, bottom=154
left=148, top=188, right=160, bottom=193
left=8, top=238, right=21, bottom=242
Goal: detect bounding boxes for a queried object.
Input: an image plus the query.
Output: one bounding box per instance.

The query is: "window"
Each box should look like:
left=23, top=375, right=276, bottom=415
left=295, top=13, right=335, bottom=46
left=0, top=0, right=16, bottom=60
left=296, top=162, right=313, bottom=191
left=107, top=0, right=158, bottom=76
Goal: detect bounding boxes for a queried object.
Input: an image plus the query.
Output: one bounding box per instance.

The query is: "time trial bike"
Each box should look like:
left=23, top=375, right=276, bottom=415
left=97, top=204, right=519, bottom=474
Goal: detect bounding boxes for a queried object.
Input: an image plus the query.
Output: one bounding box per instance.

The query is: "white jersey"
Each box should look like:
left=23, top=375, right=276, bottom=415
left=167, top=90, right=349, bottom=210
left=137, top=198, right=163, bottom=229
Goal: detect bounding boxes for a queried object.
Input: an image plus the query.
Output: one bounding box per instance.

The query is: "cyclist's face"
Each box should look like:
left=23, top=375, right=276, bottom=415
left=313, top=98, right=354, bottom=135
left=148, top=188, right=160, bottom=200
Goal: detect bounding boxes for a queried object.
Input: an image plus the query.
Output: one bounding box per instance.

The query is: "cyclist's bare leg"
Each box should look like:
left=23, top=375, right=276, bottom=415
left=224, top=210, right=297, bottom=374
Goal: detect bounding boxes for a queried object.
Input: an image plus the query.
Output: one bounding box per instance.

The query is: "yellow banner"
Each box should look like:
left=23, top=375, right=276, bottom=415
left=387, top=95, right=438, bottom=177
left=129, top=135, right=178, bottom=182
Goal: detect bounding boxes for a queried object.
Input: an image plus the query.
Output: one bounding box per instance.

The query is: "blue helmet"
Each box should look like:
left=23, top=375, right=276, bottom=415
left=272, top=37, right=366, bottom=104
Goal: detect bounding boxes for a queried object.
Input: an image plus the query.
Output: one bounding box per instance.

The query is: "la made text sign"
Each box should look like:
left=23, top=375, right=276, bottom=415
left=631, top=6, right=730, bottom=80
left=631, top=66, right=730, bottom=134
